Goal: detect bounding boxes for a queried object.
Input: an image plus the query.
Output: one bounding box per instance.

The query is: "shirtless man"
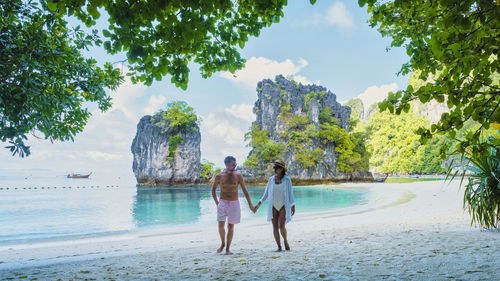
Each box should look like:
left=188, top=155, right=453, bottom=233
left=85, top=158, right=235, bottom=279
left=211, top=156, right=254, bottom=255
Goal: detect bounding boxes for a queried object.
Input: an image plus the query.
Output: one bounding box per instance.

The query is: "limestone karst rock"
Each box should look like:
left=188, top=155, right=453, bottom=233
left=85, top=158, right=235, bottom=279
left=131, top=113, right=201, bottom=186
left=244, top=75, right=361, bottom=180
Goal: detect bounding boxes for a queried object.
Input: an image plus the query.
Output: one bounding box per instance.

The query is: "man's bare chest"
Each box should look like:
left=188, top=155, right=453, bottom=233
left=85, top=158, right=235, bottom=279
left=220, top=175, right=239, bottom=187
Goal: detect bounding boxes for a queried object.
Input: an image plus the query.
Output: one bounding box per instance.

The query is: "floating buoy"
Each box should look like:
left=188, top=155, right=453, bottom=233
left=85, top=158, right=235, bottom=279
left=41, top=187, right=44, bottom=189
left=34, top=187, right=37, bottom=189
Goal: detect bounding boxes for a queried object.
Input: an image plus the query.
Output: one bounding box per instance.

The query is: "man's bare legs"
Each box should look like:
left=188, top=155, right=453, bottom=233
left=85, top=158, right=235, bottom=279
left=226, top=223, right=234, bottom=255
left=217, top=221, right=235, bottom=255
left=217, top=221, right=225, bottom=253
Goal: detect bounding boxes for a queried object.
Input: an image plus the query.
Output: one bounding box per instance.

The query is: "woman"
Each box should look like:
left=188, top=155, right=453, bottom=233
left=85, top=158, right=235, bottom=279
left=254, top=160, right=295, bottom=252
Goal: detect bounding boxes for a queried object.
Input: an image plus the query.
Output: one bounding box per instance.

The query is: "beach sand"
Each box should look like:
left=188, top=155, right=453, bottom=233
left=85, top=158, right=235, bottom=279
left=1, top=180, right=499, bottom=280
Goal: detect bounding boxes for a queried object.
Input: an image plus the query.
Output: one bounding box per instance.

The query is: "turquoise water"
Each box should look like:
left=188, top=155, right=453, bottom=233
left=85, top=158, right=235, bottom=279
left=0, top=171, right=369, bottom=245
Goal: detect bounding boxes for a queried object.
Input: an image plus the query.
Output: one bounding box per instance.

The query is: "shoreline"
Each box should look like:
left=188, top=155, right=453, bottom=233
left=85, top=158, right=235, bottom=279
left=0, top=183, right=401, bottom=251
left=135, top=175, right=376, bottom=187
left=1, top=180, right=499, bottom=280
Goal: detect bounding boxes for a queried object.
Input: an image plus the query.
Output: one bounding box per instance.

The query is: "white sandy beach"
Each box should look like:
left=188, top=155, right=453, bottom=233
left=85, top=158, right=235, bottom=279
left=0, top=180, right=499, bottom=280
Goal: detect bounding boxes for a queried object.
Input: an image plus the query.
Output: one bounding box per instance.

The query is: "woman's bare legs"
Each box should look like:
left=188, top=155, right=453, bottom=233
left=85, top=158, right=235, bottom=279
left=272, top=207, right=282, bottom=251
left=277, top=207, right=290, bottom=250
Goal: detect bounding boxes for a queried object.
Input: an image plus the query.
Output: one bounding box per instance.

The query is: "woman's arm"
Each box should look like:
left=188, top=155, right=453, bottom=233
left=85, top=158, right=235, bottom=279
left=258, top=177, right=272, bottom=204
left=287, top=177, right=295, bottom=215
left=287, top=177, right=295, bottom=205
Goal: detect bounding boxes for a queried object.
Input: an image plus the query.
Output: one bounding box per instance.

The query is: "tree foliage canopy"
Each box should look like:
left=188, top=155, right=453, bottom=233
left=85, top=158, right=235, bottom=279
left=46, top=0, right=308, bottom=89
left=359, top=0, right=500, bottom=155
left=3, top=0, right=319, bottom=157
left=0, top=0, right=122, bottom=157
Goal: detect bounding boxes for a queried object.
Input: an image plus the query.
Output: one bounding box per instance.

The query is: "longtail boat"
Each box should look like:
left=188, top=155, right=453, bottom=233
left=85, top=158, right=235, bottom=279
left=67, top=172, right=92, bottom=178
left=373, top=173, right=389, bottom=183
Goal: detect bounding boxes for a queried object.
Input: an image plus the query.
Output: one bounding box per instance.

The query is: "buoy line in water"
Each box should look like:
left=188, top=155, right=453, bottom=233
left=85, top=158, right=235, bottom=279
left=0, top=185, right=120, bottom=191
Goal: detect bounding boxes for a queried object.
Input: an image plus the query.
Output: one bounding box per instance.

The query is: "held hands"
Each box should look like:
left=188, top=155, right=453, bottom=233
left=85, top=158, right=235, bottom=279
left=251, top=202, right=261, bottom=213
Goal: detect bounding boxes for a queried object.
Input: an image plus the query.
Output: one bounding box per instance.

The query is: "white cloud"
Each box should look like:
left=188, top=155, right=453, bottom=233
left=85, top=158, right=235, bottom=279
left=291, top=1, right=355, bottom=29
left=107, top=66, right=148, bottom=121
left=326, top=2, right=355, bottom=29
left=199, top=108, right=253, bottom=168
left=86, top=151, right=126, bottom=161
left=224, top=104, right=256, bottom=122
left=355, top=83, right=398, bottom=117
left=144, top=95, right=167, bottom=115
left=220, top=57, right=313, bottom=88
left=202, top=114, right=246, bottom=145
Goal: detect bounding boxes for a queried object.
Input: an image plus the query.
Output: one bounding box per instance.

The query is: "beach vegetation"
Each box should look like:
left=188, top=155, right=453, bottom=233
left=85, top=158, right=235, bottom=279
left=359, top=0, right=499, bottom=158
left=1, top=0, right=122, bottom=157
left=361, top=0, right=499, bottom=224
left=448, top=131, right=500, bottom=228
left=361, top=108, right=452, bottom=174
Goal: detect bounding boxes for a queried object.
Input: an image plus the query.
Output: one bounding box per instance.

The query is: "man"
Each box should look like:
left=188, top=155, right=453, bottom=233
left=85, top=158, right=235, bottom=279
left=211, top=156, right=254, bottom=255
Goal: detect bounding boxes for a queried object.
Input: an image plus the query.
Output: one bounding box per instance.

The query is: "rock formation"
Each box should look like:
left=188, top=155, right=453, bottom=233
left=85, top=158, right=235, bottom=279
left=243, top=75, right=369, bottom=182
left=131, top=113, right=201, bottom=186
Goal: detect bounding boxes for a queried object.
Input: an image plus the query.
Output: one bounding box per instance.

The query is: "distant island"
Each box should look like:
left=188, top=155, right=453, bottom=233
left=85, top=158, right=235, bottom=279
left=131, top=75, right=456, bottom=187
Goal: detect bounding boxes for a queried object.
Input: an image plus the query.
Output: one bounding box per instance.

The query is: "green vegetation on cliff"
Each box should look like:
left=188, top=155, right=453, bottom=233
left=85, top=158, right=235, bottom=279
left=200, top=159, right=222, bottom=180
left=359, top=107, right=452, bottom=174
left=153, top=101, right=199, bottom=163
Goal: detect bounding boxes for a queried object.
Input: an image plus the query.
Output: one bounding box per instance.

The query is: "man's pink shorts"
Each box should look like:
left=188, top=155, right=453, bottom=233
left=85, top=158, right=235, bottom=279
left=217, top=199, right=241, bottom=224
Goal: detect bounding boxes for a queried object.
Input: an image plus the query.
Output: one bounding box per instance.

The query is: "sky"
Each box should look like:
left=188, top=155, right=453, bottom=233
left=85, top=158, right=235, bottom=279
left=1, top=1, right=409, bottom=176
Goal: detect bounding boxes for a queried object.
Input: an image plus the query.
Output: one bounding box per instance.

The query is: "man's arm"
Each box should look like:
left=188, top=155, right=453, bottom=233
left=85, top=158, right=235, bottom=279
left=239, top=173, right=254, bottom=209
left=211, top=174, right=220, bottom=205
